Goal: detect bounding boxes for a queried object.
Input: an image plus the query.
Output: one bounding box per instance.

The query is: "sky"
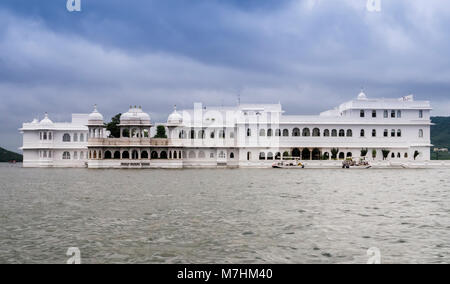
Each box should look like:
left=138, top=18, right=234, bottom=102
left=1, top=0, right=450, bottom=152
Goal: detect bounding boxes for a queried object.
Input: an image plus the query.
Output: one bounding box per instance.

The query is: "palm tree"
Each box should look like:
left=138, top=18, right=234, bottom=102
left=382, top=149, right=390, bottom=160
left=361, top=148, right=368, bottom=158
left=331, top=148, right=339, bottom=160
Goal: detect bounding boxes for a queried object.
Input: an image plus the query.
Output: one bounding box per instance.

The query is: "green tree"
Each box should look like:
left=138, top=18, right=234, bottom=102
left=360, top=148, right=368, bottom=157
left=331, top=148, right=339, bottom=160
left=105, top=114, right=121, bottom=138
left=382, top=149, right=390, bottom=160
left=154, top=125, right=167, bottom=138
left=372, top=149, right=377, bottom=160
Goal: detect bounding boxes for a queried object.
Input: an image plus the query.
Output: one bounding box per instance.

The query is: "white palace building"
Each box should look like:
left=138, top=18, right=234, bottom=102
left=20, top=92, right=433, bottom=168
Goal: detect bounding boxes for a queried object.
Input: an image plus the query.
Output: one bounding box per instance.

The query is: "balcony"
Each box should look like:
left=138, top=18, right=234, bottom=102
left=88, top=138, right=169, bottom=147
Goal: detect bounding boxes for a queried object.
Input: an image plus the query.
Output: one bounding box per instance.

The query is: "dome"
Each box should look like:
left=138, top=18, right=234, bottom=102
left=120, top=105, right=151, bottom=125
left=357, top=91, right=368, bottom=100
left=40, top=113, right=53, bottom=125
left=88, top=105, right=104, bottom=123
left=167, top=106, right=182, bottom=124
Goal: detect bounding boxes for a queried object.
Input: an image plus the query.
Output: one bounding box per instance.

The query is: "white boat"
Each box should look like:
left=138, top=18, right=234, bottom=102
left=272, top=161, right=305, bottom=169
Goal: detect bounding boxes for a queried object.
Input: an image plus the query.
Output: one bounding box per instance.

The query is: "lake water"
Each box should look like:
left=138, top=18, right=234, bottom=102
left=0, top=163, right=449, bottom=264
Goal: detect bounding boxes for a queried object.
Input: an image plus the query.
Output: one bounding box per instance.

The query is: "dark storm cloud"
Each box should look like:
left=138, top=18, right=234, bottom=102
left=1, top=0, right=450, bottom=152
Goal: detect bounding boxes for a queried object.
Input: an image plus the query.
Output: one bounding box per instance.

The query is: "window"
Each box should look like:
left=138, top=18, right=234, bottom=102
left=360, top=110, right=365, bottom=118
left=282, top=129, right=289, bottom=137
left=302, top=128, right=311, bottom=137
left=247, top=152, right=251, bottom=160
left=391, top=152, right=395, bottom=158
left=259, top=152, right=266, bottom=160
left=188, top=151, right=196, bottom=159
left=247, top=129, right=251, bottom=137
left=372, top=110, right=377, bottom=118
left=74, top=151, right=78, bottom=160
left=198, top=130, right=205, bottom=139
left=179, top=130, right=186, bottom=139
left=218, top=151, right=226, bottom=159
left=40, top=132, right=42, bottom=140
left=372, top=129, right=377, bottom=137
left=190, top=130, right=196, bottom=139
left=43, top=132, right=47, bottom=140
left=292, top=128, right=300, bottom=137
left=397, top=129, right=402, bottom=137
left=419, top=129, right=424, bottom=138
left=230, top=152, right=235, bottom=159
left=384, top=110, right=389, bottom=118
left=360, top=129, right=365, bottom=137
left=397, top=110, right=402, bottom=118
left=210, top=153, right=214, bottom=158
left=339, top=129, right=345, bottom=137
left=259, top=129, right=266, bottom=137
left=419, top=110, right=423, bottom=118
left=210, top=131, right=215, bottom=139
left=267, top=129, right=273, bottom=137
left=324, top=129, right=330, bottom=137
left=391, top=110, right=396, bottom=118
left=49, top=132, right=52, bottom=140
left=384, top=129, right=388, bottom=137
left=312, top=128, right=320, bottom=137
left=43, top=151, right=47, bottom=158
left=73, top=133, right=78, bottom=142
left=267, top=152, right=274, bottom=160
left=391, top=129, right=396, bottom=137
left=219, top=130, right=225, bottom=139
left=404, top=153, right=408, bottom=159
left=346, top=129, right=353, bottom=137
left=62, top=151, right=71, bottom=160
left=332, top=129, right=337, bottom=137
left=63, top=133, right=71, bottom=142
left=79, top=133, right=83, bottom=142
left=275, top=129, right=281, bottom=136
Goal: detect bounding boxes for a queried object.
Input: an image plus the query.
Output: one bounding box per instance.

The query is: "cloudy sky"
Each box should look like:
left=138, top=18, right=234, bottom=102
left=1, top=0, right=450, bottom=152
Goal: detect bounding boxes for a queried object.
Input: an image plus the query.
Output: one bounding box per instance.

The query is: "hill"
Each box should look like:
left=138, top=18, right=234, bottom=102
left=431, top=117, right=450, bottom=160
left=0, top=147, right=23, bottom=162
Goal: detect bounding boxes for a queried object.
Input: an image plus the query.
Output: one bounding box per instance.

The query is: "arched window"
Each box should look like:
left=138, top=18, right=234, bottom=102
left=104, top=151, right=112, bottom=159
left=190, top=130, right=196, bottom=139
left=360, top=129, right=365, bottom=137
left=73, top=133, right=78, bottom=142
left=141, top=151, right=149, bottom=159
left=160, top=151, right=168, bottom=159
left=397, top=153, right=401, bottom=158
left=292, top=128, right=300, bottom=137
left=198, top=130, right=205, bottom=139
left=292, top=148, right=301, bottom=157
left=259, top=152, right=266, bottom=160
left=391, top=152, right=395, bottom=158
left=62, top=151, right=71, bottom=160
left=259, top=129, right=266, bottom=136
left=210, top=131, right=215, bottom=139
left=219, top=130, right=225, bottom=139
left=114, top=151, right=120, bottom=159
left=391, top=129, right=396, bottom=137
left=339, top=129, right=345, bottom=137
left=151, top=151, right=158, bottom=159
left=275, top=129, right=281, bottom=136
left=230, top=152, right=235, bottom=159
left=267, top=152, right=274, bottom=160
left=247, top=128, right=251, bottom=137
left=372, top=129, right=377, bottom=137
left=267, top=129, right=273, bottom=137
left=339, top=152, right=345, bottom=159
left=179, top=130, right=186, bottom=139
left=283, top=129, right=289, bottom=137
left=275, top=152, right=281, bottom=160
left=188, top=151, right=196, bottom=159
left=302, top=149, right=311, bottom=160
left=347, top=129, right=353, bottom=137
left=404, top=153, right=408, bottom=159
left=347, top=152, right=352, bottom=158
left=397, top=129, right=402, bottom=137
left=302, top=128, right=311, bottom=137
left=283, top=151, right=290, bottom=158
left=198, top=151, right=206, bottom=159
left=419, top=129, right=424, bottom=138
left=384, top=129, right=388, bottom=137
left=132, top=150, right=139, bottom=159
left=174, top=151, right=178, bottom=159
left=169, top=151, right=172, bottom=159
left=63, top=133, right=71, bottom=142
left=247, top=152, right=251, bottom=161
left=332, top=129, right=338, bottom=137
left=93, top=151, right=97, bottom=159
left=122, top=151, right=130, bottom=159
left=43, top=132, right=47, bottom=140
left=312, top=128, right=320, bottom=137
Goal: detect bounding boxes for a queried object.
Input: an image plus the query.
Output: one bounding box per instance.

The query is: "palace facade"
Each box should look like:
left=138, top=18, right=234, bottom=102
left=20, top=92, right=432, bottom=168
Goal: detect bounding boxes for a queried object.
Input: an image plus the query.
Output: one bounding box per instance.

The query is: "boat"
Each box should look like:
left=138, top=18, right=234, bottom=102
left=342, top=159, right=371, bottom=169
left=272, top=161, right=305, bottom=169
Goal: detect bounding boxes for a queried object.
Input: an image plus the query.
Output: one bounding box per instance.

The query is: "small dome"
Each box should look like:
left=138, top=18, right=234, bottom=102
left=40, top=113, right=53, bottom=125
left=167, top=106, right=182, bottom=124
left=88, top=105, right=104, bottom=122
left=120, top=105, right=151, bottom=125
left=357, top=91, right=367, bottom=100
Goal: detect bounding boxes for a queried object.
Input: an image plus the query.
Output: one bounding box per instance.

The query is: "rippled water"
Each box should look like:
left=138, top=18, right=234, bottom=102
left=0, top=163, right=449, bottom=264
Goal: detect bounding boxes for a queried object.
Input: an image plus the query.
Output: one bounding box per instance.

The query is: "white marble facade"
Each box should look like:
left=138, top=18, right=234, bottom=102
left=20, top=92, right=432, bottom=168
